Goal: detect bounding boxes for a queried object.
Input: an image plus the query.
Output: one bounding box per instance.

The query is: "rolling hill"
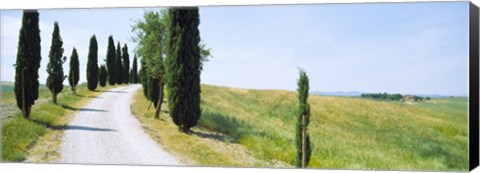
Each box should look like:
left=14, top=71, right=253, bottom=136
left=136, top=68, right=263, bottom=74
left=196, top=84, right=468, bottom=171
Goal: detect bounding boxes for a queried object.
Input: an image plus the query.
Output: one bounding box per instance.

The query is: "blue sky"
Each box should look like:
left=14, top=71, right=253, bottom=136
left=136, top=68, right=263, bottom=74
left=0, top=2, right=470, bottom=96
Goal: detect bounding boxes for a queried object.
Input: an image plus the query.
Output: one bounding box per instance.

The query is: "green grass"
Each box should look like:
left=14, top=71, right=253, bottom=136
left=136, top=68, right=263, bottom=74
left=1, top=83, right=50, bottom=121
left=131, top=88, right=283, bottom=167
left=1, top=83, right=119, bottom=161
left=197, top=84, right=468, bottom=171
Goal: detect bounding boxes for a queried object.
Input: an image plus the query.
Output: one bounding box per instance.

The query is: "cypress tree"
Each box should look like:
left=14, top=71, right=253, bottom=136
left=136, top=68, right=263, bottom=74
left=139, top=57, right=149, bottom=99
left=295, top=68, right=312, bottom=168
left=148, top=77, right=160, bottom=108
left=68, top=48, right=80, bottom=94
left=132, top=55, right=139, bottom=83
left=116, top=42, right=123, bottom=84
left=46, top=22, right=66, bottom=104
left=106, top=36, right=116, bottom=85
left=129, top=69, right=133, bottom=83
left=165, top=8, right=202, bottom=133
left=14, top=10, right=41, bottom=119
left=86, top=35, right=98, bottom=91
left=98, top=65, right=107, bottom=87
left=122, top=44, right=130, bottom=84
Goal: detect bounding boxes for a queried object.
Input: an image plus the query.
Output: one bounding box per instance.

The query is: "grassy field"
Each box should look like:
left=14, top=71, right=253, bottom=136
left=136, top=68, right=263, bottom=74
left=132, top=84, right=468, bottom=171
left=0, top=82, right=50, bottom=121
left=131, top=88, right=291, bottom=167
left=1, top=83, right=120, bottom=161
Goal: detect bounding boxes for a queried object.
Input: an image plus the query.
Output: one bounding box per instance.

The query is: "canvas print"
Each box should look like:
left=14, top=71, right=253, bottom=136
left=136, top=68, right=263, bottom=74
left=0, top=2, right=473, bottom=171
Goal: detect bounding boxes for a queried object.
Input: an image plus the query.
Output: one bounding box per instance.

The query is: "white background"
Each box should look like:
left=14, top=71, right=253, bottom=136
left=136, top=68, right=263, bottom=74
left=0, top=0, right=479, bottom=173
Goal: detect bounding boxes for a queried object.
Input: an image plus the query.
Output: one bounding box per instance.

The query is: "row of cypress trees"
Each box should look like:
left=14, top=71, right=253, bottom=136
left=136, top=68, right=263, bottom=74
left=14, top=10, right=140, bottom=119
left=16, top=9, right=313, bottom=168
left=105, top=36, right=133, bottom=86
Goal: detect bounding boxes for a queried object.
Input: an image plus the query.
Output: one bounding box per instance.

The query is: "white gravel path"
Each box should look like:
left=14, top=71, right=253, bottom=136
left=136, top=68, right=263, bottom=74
left=59, top=84, right=181, bottom=165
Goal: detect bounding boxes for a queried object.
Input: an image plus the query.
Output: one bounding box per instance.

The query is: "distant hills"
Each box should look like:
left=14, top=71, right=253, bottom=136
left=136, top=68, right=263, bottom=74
left=0, top=81, right=14, bottom=92
left=0, top=81, right=47, bottom=92
left=311, top=91, right=363, bottom=97
left=310, top=91, right=465, bottom=98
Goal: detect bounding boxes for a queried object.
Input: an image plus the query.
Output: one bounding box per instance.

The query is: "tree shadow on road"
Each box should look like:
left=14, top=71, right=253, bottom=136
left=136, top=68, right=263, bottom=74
left=64, top=125, right=117, bottom=132
left=76, top=94, right=103, bottom=99
left=103, top=90, right=128, bottom=93
left=60, top=104, right=108, bottom=112
left=30, top=119, right=116, bottom=132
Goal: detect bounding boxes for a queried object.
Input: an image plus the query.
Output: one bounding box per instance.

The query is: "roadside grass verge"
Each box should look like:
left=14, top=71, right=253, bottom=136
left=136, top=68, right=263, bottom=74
left=198, top=85, right=468, bottom=171
left=1, top=83, right=121, bottom=162
left=131, top=87, right=290, bottom=167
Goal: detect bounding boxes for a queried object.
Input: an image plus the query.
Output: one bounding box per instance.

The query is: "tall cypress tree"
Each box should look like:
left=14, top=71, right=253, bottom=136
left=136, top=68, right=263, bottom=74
left=122, top=44, right=130, bottom=84
left=86, top=35, right=99, bottom=91
left=106, top=36, right=116, bottom=85
left=98, top=65, right=107, bottom=87
left=139, top=56, right=149, bottom=101
left=129, top=69, right=133, bottom=83
left=165, top=8, right=202, bottom=133
left=14, top=10, right=41, bottom=119
left=46, top=22, right=66, bottom=104
left=116, top=42, right=123, bottom=84
left=295, top=68, right=312, bottom=168
left=132, top=55, right=139, bottom=83
left=68, top=48, right=80, bottom=94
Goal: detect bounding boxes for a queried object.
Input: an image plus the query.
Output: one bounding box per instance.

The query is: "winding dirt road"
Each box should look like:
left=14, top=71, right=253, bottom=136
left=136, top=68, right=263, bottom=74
left=59, top=84, right=181, bottom=165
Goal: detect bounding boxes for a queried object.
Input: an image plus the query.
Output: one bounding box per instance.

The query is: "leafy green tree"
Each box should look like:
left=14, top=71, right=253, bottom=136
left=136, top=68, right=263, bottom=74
left=165, top=8, right=202, bottom=133
left=132, top=10, right=169, bottom=119
left=14, top=10, right=41, bottom=119
left=68, top=48, right=80, bottom=94
left=98, top=65, right=107, bottom=87
left=106, top=36, right=116, bottom=85
left=46, top=22, right=66, bottom=104
left=122, top=44, right=130, bottom=84
left=116, top=42, right=123, bottom=84
left=295, top=68, right=312, bottom=168
left=131, top=55, right=139, bottom=83
left=86, top=35, right=99, bottom=91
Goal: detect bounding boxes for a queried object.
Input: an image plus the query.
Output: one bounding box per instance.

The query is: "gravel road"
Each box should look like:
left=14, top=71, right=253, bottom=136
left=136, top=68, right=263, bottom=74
left=59, top=84, right=181, bottom=165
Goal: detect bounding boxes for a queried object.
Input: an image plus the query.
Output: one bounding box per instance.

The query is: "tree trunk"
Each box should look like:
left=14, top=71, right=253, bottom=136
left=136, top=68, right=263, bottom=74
left=53, top=93, right=57, bottom=104
left=52, top=84, right=57, bottom=104
left=154, top=83, right=164, bottom=119
left=26, top=107, right=31, bottom=119
left=302, top=114, right=307, bottom=168
left=21, top=68, right=28, bottom=119
left=180, top=124, right=191, bottom=134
